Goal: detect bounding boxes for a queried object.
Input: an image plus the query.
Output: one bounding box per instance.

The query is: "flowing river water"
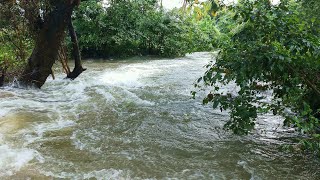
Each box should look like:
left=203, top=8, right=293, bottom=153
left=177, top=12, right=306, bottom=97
left=0, top=52, right=319, bottom=179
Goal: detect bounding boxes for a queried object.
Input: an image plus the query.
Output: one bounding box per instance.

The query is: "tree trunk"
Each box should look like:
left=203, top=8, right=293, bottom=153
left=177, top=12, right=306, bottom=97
left=0, top=67, right=5, bottom=87
left=19, top=2, right=76, bottom=88
left=66, top=20, right=86, bottom=80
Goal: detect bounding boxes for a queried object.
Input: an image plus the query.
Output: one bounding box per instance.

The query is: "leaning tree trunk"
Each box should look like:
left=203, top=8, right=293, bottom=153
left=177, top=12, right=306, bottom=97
left=19, top=1, right=79, bottom=88
left=0, top=67, right=5, bottom=87
left=66, top=20, right=86, bottom=79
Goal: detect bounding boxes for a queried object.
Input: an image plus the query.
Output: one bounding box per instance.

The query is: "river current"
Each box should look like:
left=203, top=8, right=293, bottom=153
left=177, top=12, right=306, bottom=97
left=0, top=52, right=319, bottom=179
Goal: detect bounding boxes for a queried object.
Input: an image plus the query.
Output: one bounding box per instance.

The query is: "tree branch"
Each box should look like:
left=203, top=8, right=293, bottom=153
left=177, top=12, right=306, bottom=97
left=287, top=64, right=320, bottom=96
left=66, top=19, right=86, bottom=80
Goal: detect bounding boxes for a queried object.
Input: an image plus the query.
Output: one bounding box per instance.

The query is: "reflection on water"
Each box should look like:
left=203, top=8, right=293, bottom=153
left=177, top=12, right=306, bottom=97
left=0, top=52, right=319, bottom=179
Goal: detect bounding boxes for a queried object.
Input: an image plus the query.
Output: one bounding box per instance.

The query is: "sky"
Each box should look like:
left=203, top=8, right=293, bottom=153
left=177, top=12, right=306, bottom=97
left=162, top=0, right=183, bottom=9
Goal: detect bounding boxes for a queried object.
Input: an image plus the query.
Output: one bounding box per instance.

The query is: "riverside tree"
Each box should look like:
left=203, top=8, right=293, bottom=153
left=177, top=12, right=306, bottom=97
left=20, top=0, right=86, bottom=88
left=0, top=0, right=85, bottom=88
left=1, top=0, right=216, bottom=87
left=73, top=0, right=214, bottom=58
left=195, top=0, right=320, bottom=154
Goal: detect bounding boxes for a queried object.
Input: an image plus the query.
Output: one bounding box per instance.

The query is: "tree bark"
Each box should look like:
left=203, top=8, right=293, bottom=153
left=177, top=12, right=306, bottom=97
left=19, top=2, right=78, bottom=88
left=66, top=20, right=86, bottom=80
left=0, top=67, right=5, bottom=87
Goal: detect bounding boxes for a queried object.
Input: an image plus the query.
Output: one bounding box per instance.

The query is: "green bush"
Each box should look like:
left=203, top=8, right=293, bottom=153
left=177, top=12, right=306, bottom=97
left=196, top=0, right=320, bottom=154
left=0, top=3, right=32, bottom=82
left=73, top=0, right=215, bottom=58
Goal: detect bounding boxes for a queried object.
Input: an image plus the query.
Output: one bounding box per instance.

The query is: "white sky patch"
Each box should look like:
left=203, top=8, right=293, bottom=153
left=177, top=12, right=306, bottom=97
left=271, top=0, right=280, bottom=5
left=162, top=0, right=184, bottom=9
left=162, top=0, right=208, bottom=9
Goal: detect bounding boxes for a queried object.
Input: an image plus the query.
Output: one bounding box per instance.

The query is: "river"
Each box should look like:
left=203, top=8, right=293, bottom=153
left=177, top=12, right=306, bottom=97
left=0, top=52, right=319, bottom=179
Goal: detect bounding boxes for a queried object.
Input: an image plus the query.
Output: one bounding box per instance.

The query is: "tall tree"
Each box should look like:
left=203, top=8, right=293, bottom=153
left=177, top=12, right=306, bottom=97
left=19, top=0, right=84, bottom=88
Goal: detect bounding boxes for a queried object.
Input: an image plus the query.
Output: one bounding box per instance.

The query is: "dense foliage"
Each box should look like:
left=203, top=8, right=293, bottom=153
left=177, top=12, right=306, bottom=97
left=0, top=0, right=215, bottom=85
left=0, top=2, right=32, bottom=82
left=196, top=0, right=320, bottom=154
left=2, top=0, right=320, bottom=155
left=73, top=0, right=214, bottom=58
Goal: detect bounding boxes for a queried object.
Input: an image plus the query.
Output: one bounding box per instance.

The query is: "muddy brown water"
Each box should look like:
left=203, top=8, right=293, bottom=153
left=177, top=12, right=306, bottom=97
left=0, top=52, right=319, bottom=179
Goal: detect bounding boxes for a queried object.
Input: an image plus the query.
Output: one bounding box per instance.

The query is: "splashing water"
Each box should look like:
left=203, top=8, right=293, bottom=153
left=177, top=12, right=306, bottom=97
left=0, top=52, right=319, bottom=179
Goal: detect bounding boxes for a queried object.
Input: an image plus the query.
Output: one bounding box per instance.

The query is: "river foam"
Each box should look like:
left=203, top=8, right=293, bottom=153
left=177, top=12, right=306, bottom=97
left=0, top=145, right=43, bottom=177
left=1, top=52, right=319, bottom=179
left=41, top=169, right=129, bottom=180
